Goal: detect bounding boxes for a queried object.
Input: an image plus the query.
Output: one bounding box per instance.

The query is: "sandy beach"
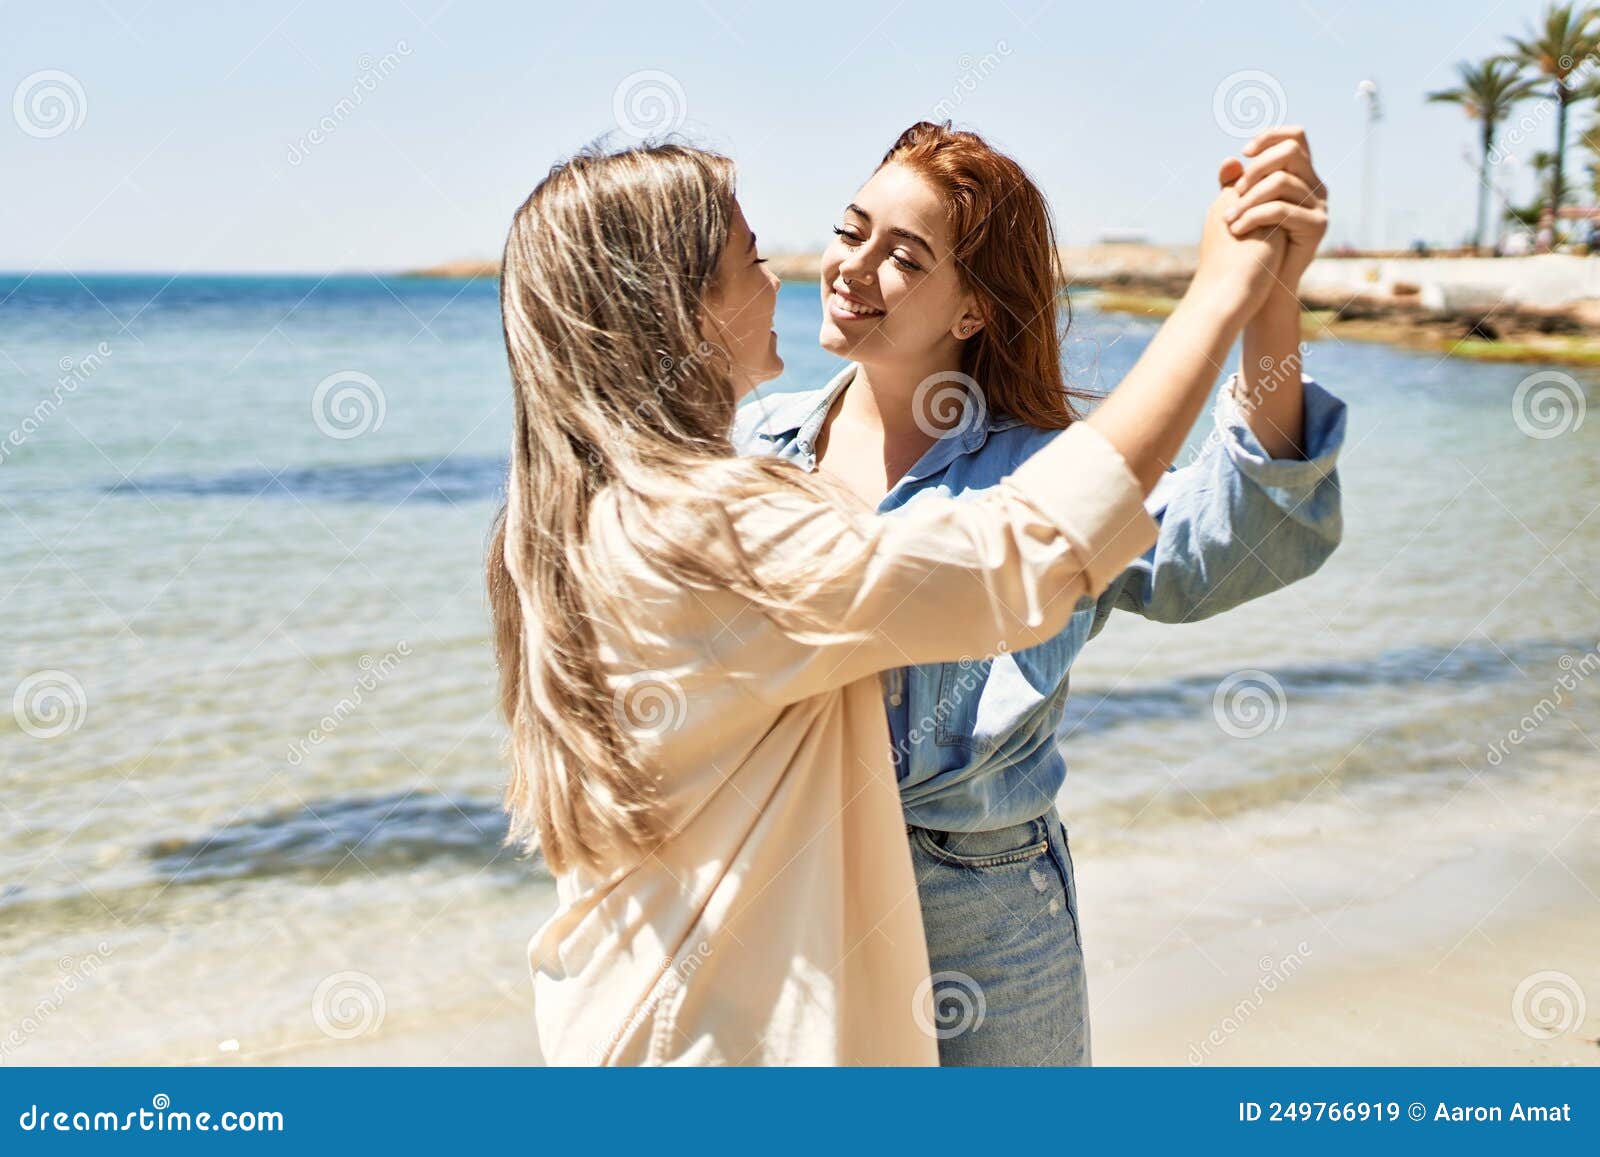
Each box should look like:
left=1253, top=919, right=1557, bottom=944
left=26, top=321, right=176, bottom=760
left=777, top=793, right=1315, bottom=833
left=228, top=838, right=1599, bottom=1069
left=1091, top=796, right=1600, bottom=1066
left=211, top=770, right=1599, bottom=1068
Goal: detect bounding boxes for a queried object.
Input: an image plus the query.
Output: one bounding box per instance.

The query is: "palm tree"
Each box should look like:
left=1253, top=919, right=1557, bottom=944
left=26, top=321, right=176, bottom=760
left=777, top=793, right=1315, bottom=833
left=1505, top=2, right=1600, bottom=247
left=1505, top=150, right=1556, bottom=236
left=1581, top=121, right=1600, bottom=199
left=1427, top=58, right=1541, bottom=252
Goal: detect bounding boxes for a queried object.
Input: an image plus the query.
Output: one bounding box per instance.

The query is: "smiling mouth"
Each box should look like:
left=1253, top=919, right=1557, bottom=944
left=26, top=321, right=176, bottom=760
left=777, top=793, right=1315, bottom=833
left=827, top=291, right=885, bottom=321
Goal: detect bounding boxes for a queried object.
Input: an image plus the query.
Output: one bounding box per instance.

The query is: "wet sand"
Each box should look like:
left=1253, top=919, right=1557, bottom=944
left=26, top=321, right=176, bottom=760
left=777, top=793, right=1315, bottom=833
left=229, top=787, right=1600, bottom=1067
left=1092, top=809, right=1600, bottom=1066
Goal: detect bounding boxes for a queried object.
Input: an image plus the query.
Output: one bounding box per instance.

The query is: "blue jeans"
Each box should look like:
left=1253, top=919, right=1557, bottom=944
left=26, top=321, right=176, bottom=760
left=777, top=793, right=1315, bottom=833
left=907, top=805, right=1090, bottom=1066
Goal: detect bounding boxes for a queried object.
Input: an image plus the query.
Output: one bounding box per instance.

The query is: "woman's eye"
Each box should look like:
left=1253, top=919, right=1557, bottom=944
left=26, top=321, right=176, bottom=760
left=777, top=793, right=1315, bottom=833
left=831, top=225, right=862, bottom=245
left=891, top=252, right=922, bottom=272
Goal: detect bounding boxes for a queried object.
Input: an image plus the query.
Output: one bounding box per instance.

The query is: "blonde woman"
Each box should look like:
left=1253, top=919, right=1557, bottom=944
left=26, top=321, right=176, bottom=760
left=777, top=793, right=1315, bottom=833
left=488, top=141, right=1298, bottom=1065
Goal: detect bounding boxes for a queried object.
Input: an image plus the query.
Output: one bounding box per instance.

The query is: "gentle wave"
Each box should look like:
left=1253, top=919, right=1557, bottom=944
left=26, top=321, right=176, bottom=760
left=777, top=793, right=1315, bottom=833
left=115, top=637, right=1593, bottom=892
left=114, top=636, right=1591, bottom=889
left=1061, top=635, right=1591, bottom=738
left=108, top=455, right=507, bottom=505
left=146, top=791, right=539, bottom=885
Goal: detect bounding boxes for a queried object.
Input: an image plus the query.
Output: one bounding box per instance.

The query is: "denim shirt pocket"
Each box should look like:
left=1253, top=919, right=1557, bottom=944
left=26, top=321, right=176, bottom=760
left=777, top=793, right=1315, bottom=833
left=932, top=655, right=996, bottom=754
left=933, top=628, right=1078, bottom=755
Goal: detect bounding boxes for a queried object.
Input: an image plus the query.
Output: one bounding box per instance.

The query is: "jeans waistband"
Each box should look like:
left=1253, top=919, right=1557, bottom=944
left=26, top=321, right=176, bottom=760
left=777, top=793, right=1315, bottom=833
left=906, top=804, right=1060, bottom=856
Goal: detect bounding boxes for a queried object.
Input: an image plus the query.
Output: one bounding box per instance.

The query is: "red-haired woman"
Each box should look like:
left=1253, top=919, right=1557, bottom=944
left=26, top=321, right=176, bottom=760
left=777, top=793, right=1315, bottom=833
left=735, top=122, right=1342, bottom=1065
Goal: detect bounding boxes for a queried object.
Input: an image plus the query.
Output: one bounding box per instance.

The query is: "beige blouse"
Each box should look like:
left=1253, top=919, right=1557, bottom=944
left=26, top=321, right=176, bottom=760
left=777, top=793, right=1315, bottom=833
left=526, top=418, right=1160, bottom=1065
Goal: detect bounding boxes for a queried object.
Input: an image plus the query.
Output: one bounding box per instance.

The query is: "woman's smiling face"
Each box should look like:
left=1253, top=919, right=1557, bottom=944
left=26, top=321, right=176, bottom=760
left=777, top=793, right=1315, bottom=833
left=819, top=162, right=984, bottom=365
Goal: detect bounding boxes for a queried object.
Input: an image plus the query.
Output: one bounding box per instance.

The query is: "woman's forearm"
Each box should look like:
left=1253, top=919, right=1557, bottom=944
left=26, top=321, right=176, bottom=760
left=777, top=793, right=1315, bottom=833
left=1236, top=285, right=1307, bottom=459
left=1085, top=134, right=1314, bottom=492
left=1085, top=282, right=1252, bottom=494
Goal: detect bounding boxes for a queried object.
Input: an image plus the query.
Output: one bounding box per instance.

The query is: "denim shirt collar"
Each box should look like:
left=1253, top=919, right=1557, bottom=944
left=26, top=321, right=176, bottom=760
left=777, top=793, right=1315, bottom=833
left=748, top=363, right=1027, bottom=492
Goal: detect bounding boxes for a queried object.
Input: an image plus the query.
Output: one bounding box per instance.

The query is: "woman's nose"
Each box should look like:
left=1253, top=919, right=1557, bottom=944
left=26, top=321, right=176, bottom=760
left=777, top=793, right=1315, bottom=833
left=838, top=249, right=874, bottom=285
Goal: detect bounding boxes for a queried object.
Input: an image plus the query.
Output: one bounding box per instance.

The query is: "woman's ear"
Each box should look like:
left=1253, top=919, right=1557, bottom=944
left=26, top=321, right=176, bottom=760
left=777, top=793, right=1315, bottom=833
left=952, top=306, right=986, bottom=341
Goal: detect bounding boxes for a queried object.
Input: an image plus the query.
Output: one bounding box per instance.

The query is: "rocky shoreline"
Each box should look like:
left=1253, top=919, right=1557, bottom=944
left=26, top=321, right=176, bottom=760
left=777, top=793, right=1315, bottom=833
left=1088, top=282, right=1600, bottom=366
left=1079, top=251, right=1600, bottom=366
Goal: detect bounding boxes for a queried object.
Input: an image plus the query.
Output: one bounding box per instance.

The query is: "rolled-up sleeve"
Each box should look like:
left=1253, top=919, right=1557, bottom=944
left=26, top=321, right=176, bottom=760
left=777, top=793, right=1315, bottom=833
left=1097, top=373, right=1345, bottom=627
left=708, top=422, right=1160, bottom=706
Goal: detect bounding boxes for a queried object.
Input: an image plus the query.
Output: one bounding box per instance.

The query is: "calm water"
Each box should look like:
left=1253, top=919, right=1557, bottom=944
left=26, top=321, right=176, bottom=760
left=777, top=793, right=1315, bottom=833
left=3, top=275, right=1597, bottom=1061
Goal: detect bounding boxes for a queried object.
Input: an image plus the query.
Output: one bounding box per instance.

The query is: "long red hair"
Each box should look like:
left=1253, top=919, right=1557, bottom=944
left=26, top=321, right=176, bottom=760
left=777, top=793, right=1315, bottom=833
left=880, top=121, right=1093, bottom=428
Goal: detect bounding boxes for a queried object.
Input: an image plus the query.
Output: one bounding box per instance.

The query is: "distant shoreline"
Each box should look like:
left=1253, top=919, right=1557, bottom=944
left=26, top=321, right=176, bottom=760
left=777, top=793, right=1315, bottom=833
left=403, top=244, right=1203, bottom=284
left=407, top=246, right=1600, bottom=366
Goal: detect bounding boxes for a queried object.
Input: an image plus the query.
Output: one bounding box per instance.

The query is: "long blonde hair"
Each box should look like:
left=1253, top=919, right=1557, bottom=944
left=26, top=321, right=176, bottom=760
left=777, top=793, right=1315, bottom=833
left=489, top=143, right=853, bottom=876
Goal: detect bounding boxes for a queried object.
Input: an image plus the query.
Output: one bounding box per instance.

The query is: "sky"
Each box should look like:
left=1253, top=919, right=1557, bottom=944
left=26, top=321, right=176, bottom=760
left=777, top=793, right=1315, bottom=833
left=3, top=0, right=1573, bottom=272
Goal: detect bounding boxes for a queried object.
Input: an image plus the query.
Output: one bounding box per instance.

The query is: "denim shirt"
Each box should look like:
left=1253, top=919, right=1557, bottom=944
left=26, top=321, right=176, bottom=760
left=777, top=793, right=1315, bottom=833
left=732, top=362, right=1346, bottom=832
